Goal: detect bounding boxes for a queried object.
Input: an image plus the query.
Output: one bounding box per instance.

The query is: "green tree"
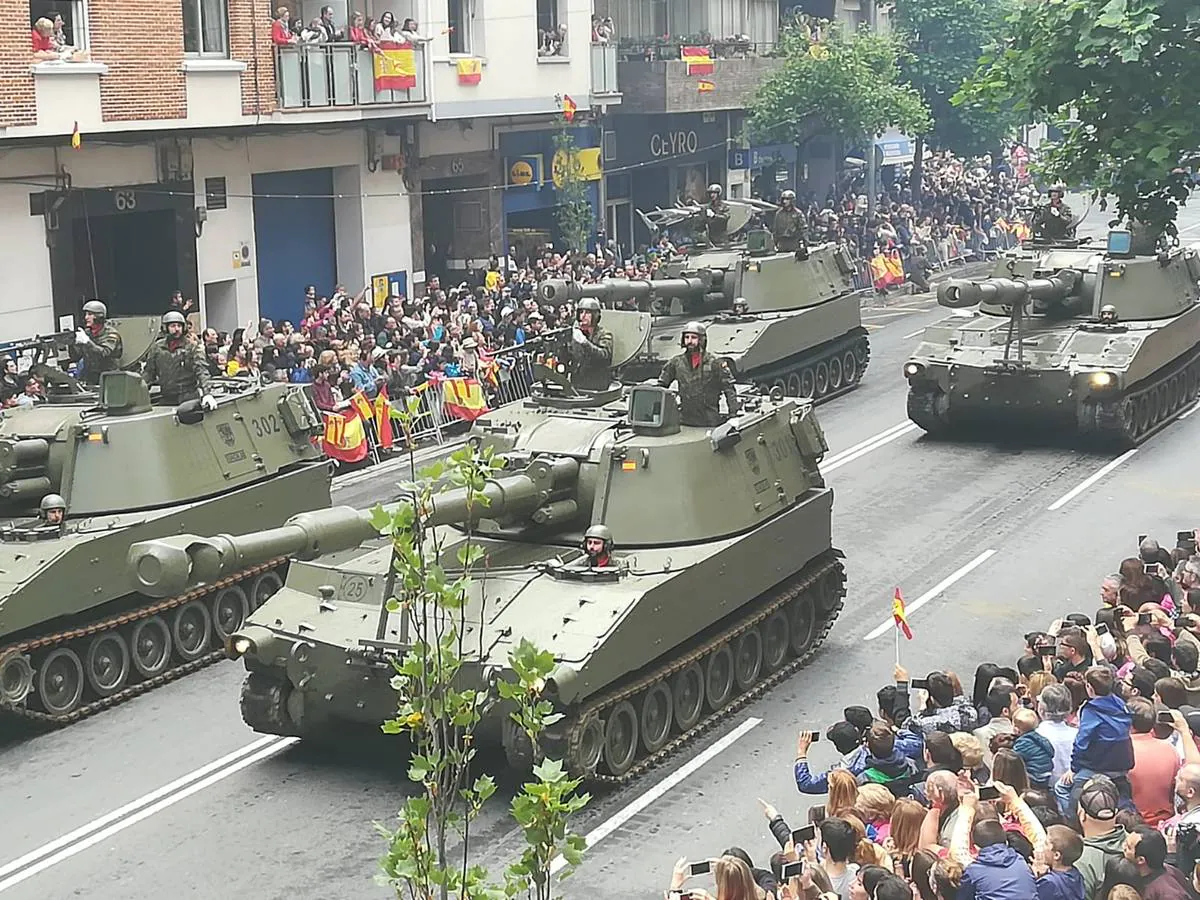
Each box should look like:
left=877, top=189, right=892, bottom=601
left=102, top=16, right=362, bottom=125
left=551, top=101, right=594, bottom=258
left=747, top=20, right=931, bottom=159
left=374, top=416, right=589, bottom=900
left=959, top=0, right=1200, bottom=240
left=890, top=0, right=1018, bottom=191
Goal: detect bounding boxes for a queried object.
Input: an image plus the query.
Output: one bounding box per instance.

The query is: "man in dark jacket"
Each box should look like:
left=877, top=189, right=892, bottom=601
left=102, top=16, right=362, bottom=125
left=1127, top=827, right=1192, bottom=900
left=855, top=722, right=918, bottom=798
left=960, top=819, right=1037, bottom=899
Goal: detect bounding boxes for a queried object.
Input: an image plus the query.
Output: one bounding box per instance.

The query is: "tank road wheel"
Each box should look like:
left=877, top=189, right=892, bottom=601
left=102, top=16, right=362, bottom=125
left=842, top=351, right=859, bottom=386
left=211, top=586, right=250, bottom=642
left=789, top=594, right=818, bottom=655
left=35, top=647, right=85, bottom=716
left=171, top=601, right=212, bottom=662
left=820, top=569, right=846, bottom=613
left=570, top=713, right=604, bottom=776
left=814, top=361, right=830, bottom=398
left=761, top=612, right=791, bottom=672
left=785, top=372, right=802, bottom=396
left=828, top=356, right=844, bottom=392
left=84, top=633, right=131, bottom=698
left=639, top=684, right=674, bottom=754
left=800, top=368, right=816, bottom=398
left=733, top=629, right=763, bottom=691
left=671, top=662, right=705, bottom=731
left=1135, top=394, right=1153, bottom=436
left=704, top=644, right=736, bottom=711
left=0, top=650, right=34, bottom=706
left=249, top=572, right=284, bottom=611
left=854, top=340, right=869, bottom=365
left=601, top=700, right=639, bottom=777
left=129, top=616, right=172, bottom=678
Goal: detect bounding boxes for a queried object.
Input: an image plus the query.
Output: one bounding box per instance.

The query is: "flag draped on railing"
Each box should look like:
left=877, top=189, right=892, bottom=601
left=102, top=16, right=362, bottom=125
left=681, top=45, right=714, bottom=75
left=372, top=40, right=416, bottom=91
left=432, top=374, right=490, bottom=421
left=321, top=408, right=370, bottom=463
left=869, top=249, right=905, bottom=291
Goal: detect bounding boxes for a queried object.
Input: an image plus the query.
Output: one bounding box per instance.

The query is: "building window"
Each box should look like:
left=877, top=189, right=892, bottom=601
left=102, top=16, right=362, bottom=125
left=182, top=0, right=228, bottom=56
left=536, top=0, right=566, bottom=57
left=30, top=0, right=88, bottom=49
left=446, top=0, right=473, bottom=54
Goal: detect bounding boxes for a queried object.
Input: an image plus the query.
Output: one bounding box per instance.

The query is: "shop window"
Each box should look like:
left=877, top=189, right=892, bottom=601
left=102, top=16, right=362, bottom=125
left=536, top=0, right=567, bottom=57
left=30, top=0, right=88, bottom=49
left=446, top=0, right=474, bottom=54
left=182, top=0, right=228, bottom=56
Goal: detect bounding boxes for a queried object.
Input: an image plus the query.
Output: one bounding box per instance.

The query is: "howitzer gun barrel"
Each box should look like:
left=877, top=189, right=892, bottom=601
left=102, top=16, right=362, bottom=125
left=539, top=276, right=709, bottom=306
left=126, top=456, right=580, bottom=598
left=937, top=271, right=1081, bottom=310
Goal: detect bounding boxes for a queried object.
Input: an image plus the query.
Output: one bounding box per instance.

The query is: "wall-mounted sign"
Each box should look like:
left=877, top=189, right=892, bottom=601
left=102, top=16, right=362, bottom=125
left=510, top=160, right=534, bottom=185
left=371, top=270, right=409, bottom=310
left=550, top=147, right=603, bottom=188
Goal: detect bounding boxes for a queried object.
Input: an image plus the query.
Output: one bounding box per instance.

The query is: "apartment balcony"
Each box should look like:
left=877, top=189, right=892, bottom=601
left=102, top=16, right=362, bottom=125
left=589, top=44, right=621, bottom=101
left=614, top=40, right=782, bottom=114
left=275, top=44, right=428, bottom=114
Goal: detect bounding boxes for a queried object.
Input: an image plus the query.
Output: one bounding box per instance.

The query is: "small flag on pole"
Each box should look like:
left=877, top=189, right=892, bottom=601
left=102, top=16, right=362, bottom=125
left=892, top=588, right=913, bottom=640
left=561, top=94, right=577, bottom=123
left=70, top=121, right=81, bottom=150
left=697, top=80, right=715, bottom=93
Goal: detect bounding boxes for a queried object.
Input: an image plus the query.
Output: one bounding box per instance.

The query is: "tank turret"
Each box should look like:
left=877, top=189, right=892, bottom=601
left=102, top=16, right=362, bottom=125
left=128, top=456, right=581, bottom=598
left=540, top=275, right=715, bottom=309
left=937, top=270, right=1084, bottom=310
left=129, top=384, right=846, bottom=782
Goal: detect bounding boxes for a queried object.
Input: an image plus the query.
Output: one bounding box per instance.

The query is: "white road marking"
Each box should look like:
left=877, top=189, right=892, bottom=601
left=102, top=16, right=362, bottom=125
left=903, top=328, right=926, bottom=340
left=0, top=736, right=297, bottom=894
left=1046, top=448, right=1139, bottom=511
left=824, top=423, right=919, bottom=473
left=1179, top=402, right=1199, bottom=420
left=548, top=717, right=763, bottom=876
left=864, top=549, right=998, bottom=641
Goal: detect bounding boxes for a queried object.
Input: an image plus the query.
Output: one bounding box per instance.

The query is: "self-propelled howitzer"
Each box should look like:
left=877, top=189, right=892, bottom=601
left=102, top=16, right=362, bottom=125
left=0, top=371, right=331, bottom=726
left=904, top=230, right=1200, bottom=445
left=126, top=384, right=847, bottom=784
left=541, top=240, right=869, bottom=403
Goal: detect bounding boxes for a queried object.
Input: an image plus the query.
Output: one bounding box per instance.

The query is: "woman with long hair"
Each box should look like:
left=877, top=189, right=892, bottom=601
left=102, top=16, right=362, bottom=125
left=828, top=768, right=859, bottom=818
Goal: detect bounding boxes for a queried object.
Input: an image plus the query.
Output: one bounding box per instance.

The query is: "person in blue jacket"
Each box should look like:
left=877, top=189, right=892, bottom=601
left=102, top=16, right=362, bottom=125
left=959, top=818, right=1038, bottom=899
left=1054, top=667, right=1134, bottom=819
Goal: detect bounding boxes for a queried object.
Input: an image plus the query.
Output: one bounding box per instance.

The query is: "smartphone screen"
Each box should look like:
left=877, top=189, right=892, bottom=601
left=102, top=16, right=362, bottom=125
left=808, top=805, right=827, bottom=826
left=781, top=861, right=805, bottom=880
left=791, top=825, right=816, bottom=844
left=1139, top=612, right=1152, bottom=626
left=911, top=678, right=930, bottom=690
left=689, top=861, right=711, bottom=877
left=1096, top=623, right=1109, bottom=636
left=1158, top=710, right=1175, bottom=725
left=979, top=785, right=1000, bottom=801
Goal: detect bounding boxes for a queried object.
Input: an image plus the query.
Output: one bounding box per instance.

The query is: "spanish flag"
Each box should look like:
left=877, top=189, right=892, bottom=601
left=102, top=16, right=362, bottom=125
left=440, top=376, right=489, bottom=422
left=561, top=94, right=577, bottom=123
left=71, top=121, right=81, bottom=150
left=350, top=390, right=374, bottom=422
left=456, top=57, right=481, bottom=85
left=697, top=80, right=715, bottom=93
left=374, top=386, right=395, bottom=450
left=892, top=588, right=913, bottom=640
left=321, top=410, right=370, bottom=463
left=681, top=45, right=714, bottom=76
left=372, top=40, right=417, bottom=92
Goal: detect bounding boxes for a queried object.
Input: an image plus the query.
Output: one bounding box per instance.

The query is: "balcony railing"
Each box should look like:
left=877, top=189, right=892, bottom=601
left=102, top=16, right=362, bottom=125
left=275, top=43, right=427, bottom=110
left=590, top=43, right=620, bottom=96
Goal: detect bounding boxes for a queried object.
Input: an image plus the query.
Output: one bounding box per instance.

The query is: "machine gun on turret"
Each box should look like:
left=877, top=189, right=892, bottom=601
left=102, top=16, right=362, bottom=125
left=637, top=198, right=779, bottom=251
left=0, top=330, right=83, bottom=396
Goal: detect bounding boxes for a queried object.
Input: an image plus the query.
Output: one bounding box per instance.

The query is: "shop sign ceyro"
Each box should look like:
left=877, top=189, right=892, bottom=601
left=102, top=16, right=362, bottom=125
left=649, top=130, right=699, bottom=158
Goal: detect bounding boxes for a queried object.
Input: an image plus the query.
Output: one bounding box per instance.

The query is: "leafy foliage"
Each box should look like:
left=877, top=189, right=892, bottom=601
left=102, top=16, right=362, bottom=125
left=551, top=112, right=594, bottom=257
left=959, top=0, right=1200, bottom=237
left=747, top=20, right=931, bottom=148
left=373, top=420, right=589, bottom=900
left=891, top=0, right=1017, bottom=157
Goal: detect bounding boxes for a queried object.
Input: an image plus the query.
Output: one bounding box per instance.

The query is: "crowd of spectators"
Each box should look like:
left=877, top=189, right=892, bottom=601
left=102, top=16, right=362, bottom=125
left=667, top=530, right=1200, bottom=900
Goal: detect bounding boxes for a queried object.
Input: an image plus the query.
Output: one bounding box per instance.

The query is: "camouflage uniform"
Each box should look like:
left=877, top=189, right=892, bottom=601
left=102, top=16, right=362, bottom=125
left=657, top=350, right=738, bottom=427
left=1032, top=200, right=1075, bottom=241
left=76, top=321, right=123, bottom=385
left=142, top=335, right=211, bottom=403
left=567, top=324, right=614, bottom=392
left=772, top=207, right=808, bottom=252
left=704, top=199, right=731, bottom=244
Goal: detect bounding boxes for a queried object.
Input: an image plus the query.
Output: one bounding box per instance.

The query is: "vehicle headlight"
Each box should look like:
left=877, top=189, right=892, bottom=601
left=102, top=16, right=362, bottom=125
left=1088, top=371, right=1116, bottom=388
left=226, top=635, right=255, bottom=660
left=903, top=362, right=925, bottom=378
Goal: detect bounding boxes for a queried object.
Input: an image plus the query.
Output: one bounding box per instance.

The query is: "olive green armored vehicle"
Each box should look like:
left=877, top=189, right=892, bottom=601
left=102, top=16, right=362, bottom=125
left=904, top=228, right=1200, bottom=445
left=0, top=370, right=330, bottom=725
left=127, top=382, right=846, bottom=783
left=538, top=201, right=868, bottom=403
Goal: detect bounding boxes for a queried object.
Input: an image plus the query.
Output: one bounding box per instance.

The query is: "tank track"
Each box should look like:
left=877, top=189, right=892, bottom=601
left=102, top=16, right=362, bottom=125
left=0, top=558, right=287, bottom=728
left=751, top=331, right=870, bottom=406
left=906, top=388, right=951, bottom=436
left=1082, top=348, right=1200, bottom=446
left=555, top=550, right=846, bottom=786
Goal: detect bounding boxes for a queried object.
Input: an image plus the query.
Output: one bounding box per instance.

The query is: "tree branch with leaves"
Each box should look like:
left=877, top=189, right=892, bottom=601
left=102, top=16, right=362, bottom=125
left=958, top=0, right=1200, bottom=239
left=551, top=108, right=594, bottom=259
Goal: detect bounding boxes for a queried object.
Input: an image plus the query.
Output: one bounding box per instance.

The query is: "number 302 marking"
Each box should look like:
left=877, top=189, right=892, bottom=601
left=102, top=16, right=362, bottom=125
left=250, top=414, right=281, bottom=438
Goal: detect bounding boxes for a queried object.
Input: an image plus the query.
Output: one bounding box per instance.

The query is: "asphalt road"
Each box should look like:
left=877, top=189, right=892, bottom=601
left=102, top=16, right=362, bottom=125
left=4, top=202, right=1200, bottom=900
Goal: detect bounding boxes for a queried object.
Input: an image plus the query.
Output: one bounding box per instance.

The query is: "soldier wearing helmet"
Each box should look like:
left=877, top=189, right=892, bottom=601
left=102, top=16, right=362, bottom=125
left=142, top=310, right=216, bottom=409
left=72, top=300, right=123, bottom=385
left=657, top=321, right=739, bottom=427
left=1032, top=182, right=1075, bottom=242
left=581, top=523, right=614, bottom=567
left=567, top=297, right=614, bottom=391
left=1099, top=304, right=1119, bottom=325
left=771, top=189, right=809, bottom=253
left=702, top=183, right=731, bottom=244
left=731, top=297, right=751, bottom=317
left=39, top=493, right=67, bottom=529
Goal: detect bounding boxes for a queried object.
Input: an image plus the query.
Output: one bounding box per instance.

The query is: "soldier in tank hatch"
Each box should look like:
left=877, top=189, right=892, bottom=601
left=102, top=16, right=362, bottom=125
left=38, top=494, right=67, bottom=530
left=567, top=298, right=614, bottom=391
left=657, top=322, right=739, bottom=428
left=582, top=524, right=614, bottom=567
left=73, top=300, right=123, bottom=385
left=703, top=184, right=731, bottom=244
left=772, top=189, right=809, bottom=253
left=142, top=311, right=216, bottom=409
left=1032, top=183, right=1075, bottom=242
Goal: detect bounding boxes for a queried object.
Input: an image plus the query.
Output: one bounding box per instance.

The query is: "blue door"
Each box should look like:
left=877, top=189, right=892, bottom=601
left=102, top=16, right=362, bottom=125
left=252, top=168, right=336, bottom=324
